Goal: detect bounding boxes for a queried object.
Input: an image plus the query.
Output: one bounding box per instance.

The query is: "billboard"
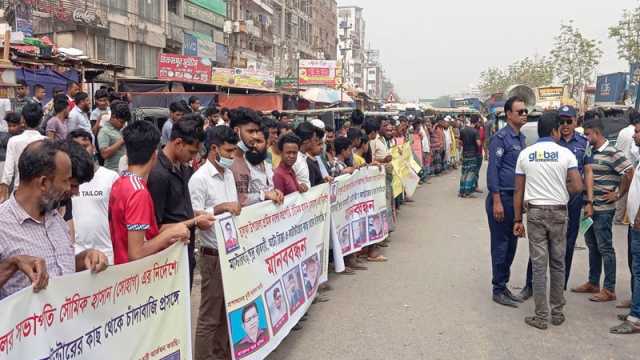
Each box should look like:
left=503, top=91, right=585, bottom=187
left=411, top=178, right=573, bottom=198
left=211, top=67, right=275, bottom=91
left=595, top=72, right=628, bottom=104
left=537, top=86, right=564, bottom=101
left=299, top=60, right=337, bottom=87
left=157, top=53, right=212, bottom=84
left=450, top=98, right=482, bottom=110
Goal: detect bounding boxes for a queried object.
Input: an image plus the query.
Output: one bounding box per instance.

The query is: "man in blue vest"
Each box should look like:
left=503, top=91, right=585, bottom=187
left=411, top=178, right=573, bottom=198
left=486, top=96, right=528, bottom=307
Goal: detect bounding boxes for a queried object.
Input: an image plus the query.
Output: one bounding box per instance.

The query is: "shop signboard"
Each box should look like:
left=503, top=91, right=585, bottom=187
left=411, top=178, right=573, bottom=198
left=299, top=60, right=337, bottom=86
left=158, top=53, right=212, bottom=84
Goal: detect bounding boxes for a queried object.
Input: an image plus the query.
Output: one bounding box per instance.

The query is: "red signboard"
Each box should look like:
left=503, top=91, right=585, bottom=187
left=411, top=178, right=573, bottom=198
left=157, top=53, right=212, bottom=83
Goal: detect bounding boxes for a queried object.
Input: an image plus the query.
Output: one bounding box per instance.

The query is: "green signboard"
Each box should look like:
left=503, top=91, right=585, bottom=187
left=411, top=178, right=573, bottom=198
left=276, top=77, right=298, bottom=87
left=187, top=0, right=227, bottom=17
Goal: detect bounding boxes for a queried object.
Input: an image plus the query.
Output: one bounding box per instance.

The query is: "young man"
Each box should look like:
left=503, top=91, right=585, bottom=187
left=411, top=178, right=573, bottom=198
left=330, top=137, right=356, bottom=177
left=14, top=80, right=35, bottom=114
left=108, top=121, right=190, bottom=265
left=162, top=102, right=186, bottom=146
left=67, top=92, right=92, bottom=135
left=459, top=116, right=482, bottom=198
left=292, top=121, right=318, bottom=190
left=189, top=96, right=201, bottom=113
left=366, top=118, right=394, bottom=233
left=0, top=112, right=22, bottom=179
left=572, top=118, right=634, bottom=302
left=306, top=125, right=331, bottom=187
left=98, top=101, right=129, bottom=172
left=46, top=96, right=70, bottom=141
left=273, top=133, right=305, bottom=195
left=148, top=115, right=213, bottom=288
left=219, top=107, right=231, bottom=126
left=190, top=125, right=241, bottom=360
left=66, top=81, right=80, bottom=109
left=33, top=84, right=46, bottom=105
left=69, top=129, right=119, bottom=265
left=0, top=103, right=47, bottom=201
left=430, top=117, right=446, bottom=175
left=244, top=127, right=283, bottom=206
left=513, top=111, right=583, bottom=330
left=90, top=89, right=111, bottom=135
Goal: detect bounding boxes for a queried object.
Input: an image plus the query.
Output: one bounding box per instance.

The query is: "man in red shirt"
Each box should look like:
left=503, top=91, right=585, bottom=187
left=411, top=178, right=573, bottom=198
left=109, top=121, right=190, bottom=265
left=273, top=133, right=304, bottom=196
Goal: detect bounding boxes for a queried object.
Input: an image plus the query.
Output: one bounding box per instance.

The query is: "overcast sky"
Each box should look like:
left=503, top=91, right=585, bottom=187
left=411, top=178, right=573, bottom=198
left=337, top=0, right=639, bottom=100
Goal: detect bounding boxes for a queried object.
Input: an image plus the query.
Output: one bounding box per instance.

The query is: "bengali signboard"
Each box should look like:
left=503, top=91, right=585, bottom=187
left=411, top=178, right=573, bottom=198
left=158, top=53, right=212, bottom=84
left=187, top=0, right=227, bottom=17
left=0, top=244, right=191, bottom=359
left=330, top=167, right=389, bottom=258
left=211, top=67, right=275, bottom=91
left=537, top=86, right=564, bottom=101
left=299, top=60, right=337, bottom=87
left=215, top=184, right=331, bottom=360
left=595, top=72, right=628, bottom=104
left=275, top=77, right=297, bottom=88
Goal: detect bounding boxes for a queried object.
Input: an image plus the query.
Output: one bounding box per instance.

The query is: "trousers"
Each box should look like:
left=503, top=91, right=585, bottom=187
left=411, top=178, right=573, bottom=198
left=585, top=211, right=617, bottom=292
left=487, top=191, right=518, bottom=295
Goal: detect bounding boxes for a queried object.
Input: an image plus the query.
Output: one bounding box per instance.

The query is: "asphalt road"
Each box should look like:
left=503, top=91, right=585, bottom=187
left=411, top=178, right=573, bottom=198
left=260, top=168, right=637, bottom=360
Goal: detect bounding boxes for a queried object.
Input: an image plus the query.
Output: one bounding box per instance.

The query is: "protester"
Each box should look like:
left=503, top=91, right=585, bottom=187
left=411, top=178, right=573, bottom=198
left=189, top=96, right=202, bottom=113
left=148, top=114, right=213, bottom=288
left=0, top=102, right=47, bottom=201
left=365, top=118, right=394, bottom=232
left=0, top=112, right=22, bottom=179
left=14, top=80, right=35, bottom=114
left=162, top=102, right=186, bottom=146
left=204, top=107, right=220, bottom=129
left=45, top=96, right=70, bottom=141
left=487, top=96, right=527, bottom=307
left=108, top=120, right=190, bottom=265
left=273, top=133, right=305, bottom=195
left=459, top=116, right=481, bottom=198
left=33, top=84, right=46, bottom=105
left=330, top=137, right=356, bottom=177
left=220, top=108, right=231, bottom=126
left=261, top=117, right=279, bottom=165
left=68, top=92, right=92, bottom=135
left=306, top=125, right=330, bottom=186
left=0, top=140, right=108, bottom=300
left=244, top=125, right=283, bottom=206
left=292, top=121, right=318, bottom=189
left=98, top=101, right=129, bottom=172
left=190, top=125, right=240, bottom=360
left=430, top=117, right=446, bottom=175
left=90, top=89, right=111, bottom=135
left=66, top=81, right=81, bottom=109
left=572, top=118, right=634, bottom=302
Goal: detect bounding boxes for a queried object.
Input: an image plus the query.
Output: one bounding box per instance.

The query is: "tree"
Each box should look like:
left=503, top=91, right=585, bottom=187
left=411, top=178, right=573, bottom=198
left=478, top=57, right=554, bottom=96
left=478, top=67, right=510, bottom=96
left=609, top=6, right=640, bottom=65
left=550, top=22, right=603, bottom=99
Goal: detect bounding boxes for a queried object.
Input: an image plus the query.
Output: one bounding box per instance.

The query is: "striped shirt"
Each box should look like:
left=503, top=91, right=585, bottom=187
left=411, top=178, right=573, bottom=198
left=590, top=141, right=633, bottom=212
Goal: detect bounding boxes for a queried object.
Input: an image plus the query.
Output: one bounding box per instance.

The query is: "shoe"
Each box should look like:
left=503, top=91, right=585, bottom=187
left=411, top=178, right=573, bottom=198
left=518, top=286, right=533, bottom=301
left=571, top=282, right=600, bottom=294
left=589, top=289, right=617, bottom=302
left=551, top=314, right=566, bottom=326
left=292, top=323, right=303, bottom=331
left=504, top=289, right=524, bottom=303
left=616, top=300, right=632, bottom=309
left=493, top=293, right=519, bottom=308
left=525, top=316, right=548, bottom=330
left=318, top=283, right=333, bottom=292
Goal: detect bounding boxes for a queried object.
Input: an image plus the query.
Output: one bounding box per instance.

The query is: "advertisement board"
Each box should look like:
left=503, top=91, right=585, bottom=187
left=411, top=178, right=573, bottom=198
left=299, top=60, right=337, bottom=87
left=158, top=53, right=212, bottom=84
left=595, top=72, right=628, bottom=104
left=211, top=67, right=275, bottom=91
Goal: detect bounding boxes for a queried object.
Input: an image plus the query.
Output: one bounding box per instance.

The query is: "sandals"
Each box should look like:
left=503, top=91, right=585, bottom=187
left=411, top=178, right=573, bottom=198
left=610, top=320, right=640, bottom=335
left=525, top=316, right=548, bottom=330
left=367, top=255, right=388, bottom=262
left=340, top=266, right=356, bottom=275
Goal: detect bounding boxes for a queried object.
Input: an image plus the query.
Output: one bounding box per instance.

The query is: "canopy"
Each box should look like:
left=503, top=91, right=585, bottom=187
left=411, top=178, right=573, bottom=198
left=300, top=87, right=354, bottom=104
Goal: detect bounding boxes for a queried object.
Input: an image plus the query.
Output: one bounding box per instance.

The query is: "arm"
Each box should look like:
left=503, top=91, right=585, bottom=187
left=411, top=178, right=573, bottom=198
left=487, top=136, right=505, bottom=222
left=99, top=137, right=125, bottom=160
left=0, top=256, right=48, bottom=292
left=619, top=167, right=634, bottom=198
left=75, top=249, right=108, bottom=273
left=566, top=169, right=584, bottom=194
left=127, top=227, right=188, bottom=262
left=584, top=164, right=595, bottom=217
left=513, top=175, right=526, bottom=237
left=147, top=170, right=169, bottom=225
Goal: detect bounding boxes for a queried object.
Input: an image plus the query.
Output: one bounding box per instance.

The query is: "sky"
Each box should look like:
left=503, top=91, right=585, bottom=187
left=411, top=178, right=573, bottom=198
left=337, top=0, right=639, bottom=101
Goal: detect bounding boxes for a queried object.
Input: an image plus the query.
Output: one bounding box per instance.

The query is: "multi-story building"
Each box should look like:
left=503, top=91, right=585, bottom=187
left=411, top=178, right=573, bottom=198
left=228, top=0, right=275, bottom=71
left=337, top=5, right=365, bottom=90
left=271, top=0, right=313, bottom=78
left=364, top=48, right=381, bottom=99
left=311, top=0, right=336, bottom=61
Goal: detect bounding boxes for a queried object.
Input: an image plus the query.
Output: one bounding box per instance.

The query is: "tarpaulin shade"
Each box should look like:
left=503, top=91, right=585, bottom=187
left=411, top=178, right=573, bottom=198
left=16, top=68, right=79, bottom=104
left=300, top=87, right=354, bottom=104
left=217, top=94, right=282, bottom=112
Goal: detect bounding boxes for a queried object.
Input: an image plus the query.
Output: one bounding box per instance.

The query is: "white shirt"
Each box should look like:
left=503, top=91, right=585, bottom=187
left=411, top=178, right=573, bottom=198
left=515, top=139, right=578, bottom=206
left=68, top=106, right=91, bottom=134
left=73, top=166, right=119, bottom=264
left=245, top=159, right=274, bottom=206
left=293, top=151, right=310, bottom=187
left=0, top=99, right=11, bottom=132
left=627, top=162, right=640, bottom=224
left=420, top=126, right=430, bottom=152
left=444, top=128, right=452, bottom=153
left=189, top=159, right=238, bottom=249
left=1, top=129, right=46, bottom=186
left=616, top=125, right=635, bottom=164
left=90, top=107, right=111, bottom=127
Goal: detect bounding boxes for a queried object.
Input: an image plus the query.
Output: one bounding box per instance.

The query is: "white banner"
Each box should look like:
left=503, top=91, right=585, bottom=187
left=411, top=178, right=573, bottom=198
left=215, top=184, right=331, bottom=360
left=0, top=244, right=192, bottom=360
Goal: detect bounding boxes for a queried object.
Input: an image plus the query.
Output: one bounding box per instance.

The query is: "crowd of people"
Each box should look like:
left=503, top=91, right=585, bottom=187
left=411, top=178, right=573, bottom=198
left=0, top=83, right=449, bottom=359
left=485, top=96, right=640, bottom=335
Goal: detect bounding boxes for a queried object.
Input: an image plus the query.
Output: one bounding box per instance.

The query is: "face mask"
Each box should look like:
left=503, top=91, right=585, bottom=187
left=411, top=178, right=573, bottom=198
left=238, top=140, right=250, bottom=153
left=216, top=154, right=234, bottom=169
left=245, top=149, right=268, bottom=166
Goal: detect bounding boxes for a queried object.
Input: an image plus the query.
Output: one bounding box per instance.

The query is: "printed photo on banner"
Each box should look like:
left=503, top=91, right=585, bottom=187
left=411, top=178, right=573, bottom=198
left=160, top=351, right=180, bottom=360
left=381, top=211, right=389, bottom=237
left=302, top=253, right=321, bottom=298
left=265, top=281, right=289, bottom=335
left=220, top=216, right=240, bottom=254
left=338, top=224, right=352, bottom=253
left=229, top=297, right=270, bottom=359
left=330, top=182, right=338, bottom=204
left=368, top=212, right=384, bottom=242
left=351, top=217, right=367, bottom=248
left=283, top=266, right=306, bottom=315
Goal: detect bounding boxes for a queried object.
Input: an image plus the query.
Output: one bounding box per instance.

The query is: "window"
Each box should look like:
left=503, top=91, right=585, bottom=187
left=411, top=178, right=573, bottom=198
left=136, top=45, right=159, bottom=78
left=138, top=0, right=161, bottom=23
left=168, top=0, right=179, bottom=14
left=96, top=36, right=128, bottom=66
left=101, top=0, right=127, bottom=15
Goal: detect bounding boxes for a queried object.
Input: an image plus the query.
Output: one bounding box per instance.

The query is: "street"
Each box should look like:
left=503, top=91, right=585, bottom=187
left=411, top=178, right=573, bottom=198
left=252, top=169, right=636, bottom=360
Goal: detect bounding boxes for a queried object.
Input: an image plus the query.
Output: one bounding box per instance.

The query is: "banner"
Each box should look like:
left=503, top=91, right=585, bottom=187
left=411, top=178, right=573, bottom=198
left=0, top=244, right=192, bottom=359
left=158, top=53, right=212, bottom=84
left=215, top=184, right=331, bottom=360
left=299, top=60, right=337, bottom=87
left=330, top=167, right=389, bottom=259
left=595, top=72, right=628, bottom=104
left=391, top=143, right=419, bottom=198
left=211, top=67, right=275, bottom=91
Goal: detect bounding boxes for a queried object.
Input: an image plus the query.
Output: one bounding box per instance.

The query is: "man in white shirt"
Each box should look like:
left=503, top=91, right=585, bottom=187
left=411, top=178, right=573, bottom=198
left=0, top=103, right=46, bottom=202
left=244, top=127, right=282, bottom=206
left=69, top=129, right=119, bottom=264
left=615, top=113, right=640, bottom=224
left=292, top=121, right=318, bottom=189
left=190, top=125, right=241, bottom=360
left=68, top=92, right=92, bottom=136
left=90, top=89, right=111, bottom=135
left=513, top=111, right=583, bottom=330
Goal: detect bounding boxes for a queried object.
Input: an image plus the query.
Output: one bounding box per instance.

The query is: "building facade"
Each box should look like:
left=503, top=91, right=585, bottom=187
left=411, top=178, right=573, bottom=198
left=364, top=48, right=381, bottom=99
left=337, top=5, right=365, bottom=90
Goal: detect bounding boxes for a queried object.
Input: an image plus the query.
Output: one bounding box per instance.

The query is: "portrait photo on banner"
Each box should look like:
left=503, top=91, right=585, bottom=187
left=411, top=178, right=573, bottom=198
left=220, top=215, right=240, bottom=254
left=330, top=182, right=338, bottom=204
left=229, top=297, right=271, bottom=359
left=283, top=265, right=306, bottom=315
left=351, top=217, right=367, bottom=248
left=368, top=212, right=384, bottom=242
left=265, top=280, right=289, bottom=335
left=338, top=224, right=352, bottom=253
left=381, top=210, right=389, bottom=237
left=301, top=253, right=321, bottom=298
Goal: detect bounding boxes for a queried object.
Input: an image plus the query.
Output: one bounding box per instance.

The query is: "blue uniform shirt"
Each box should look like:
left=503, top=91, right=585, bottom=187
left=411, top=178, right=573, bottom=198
left=558, top=132, right=591, bottom=175
left=487, top=125, right=526, bottom=193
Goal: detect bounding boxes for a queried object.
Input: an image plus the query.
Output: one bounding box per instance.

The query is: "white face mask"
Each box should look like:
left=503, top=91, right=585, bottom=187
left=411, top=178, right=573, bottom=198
left=217, top=154, right=234, bottom=169
left=238, top=140, right=250, bottom=153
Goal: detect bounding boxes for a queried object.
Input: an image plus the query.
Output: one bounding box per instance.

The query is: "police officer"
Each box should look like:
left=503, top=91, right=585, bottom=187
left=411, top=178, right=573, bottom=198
left=519, top=105, right=594, bottom=300
left=487, top=96, right=528, bottom=307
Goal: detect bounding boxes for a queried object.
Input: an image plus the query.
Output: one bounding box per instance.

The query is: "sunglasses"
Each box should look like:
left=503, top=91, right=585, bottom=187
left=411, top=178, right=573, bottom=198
left=559, top=118, right=573, bottom=125
left=516, top=109, right=529, bottom=116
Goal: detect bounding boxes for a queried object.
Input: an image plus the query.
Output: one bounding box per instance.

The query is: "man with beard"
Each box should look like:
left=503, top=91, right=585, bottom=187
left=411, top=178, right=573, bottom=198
left=67, top=92, right=92, bottom=136
left=0, top=140, right=108, bottom=299
left=244, top=125, right=283, bottom=206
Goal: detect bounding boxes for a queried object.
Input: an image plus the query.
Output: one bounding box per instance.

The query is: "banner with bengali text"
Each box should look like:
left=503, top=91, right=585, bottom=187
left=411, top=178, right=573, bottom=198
left=215, top=184, right=331, bottom=360
left=0, top=244, right=191, bottom=360
left=330, top=167, right=389, bottom=259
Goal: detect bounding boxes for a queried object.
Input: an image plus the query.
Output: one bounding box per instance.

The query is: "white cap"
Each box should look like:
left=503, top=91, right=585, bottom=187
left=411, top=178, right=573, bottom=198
left=310, top=119, right=325, bottom=129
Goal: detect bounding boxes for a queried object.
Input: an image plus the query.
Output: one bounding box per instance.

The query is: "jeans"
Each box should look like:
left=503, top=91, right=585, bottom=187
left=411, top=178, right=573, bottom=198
left=527, top=207, right=567, bottom=319
left=629, top=227, right=636, bottom=295
left=629, top=228, right=640, bottom=318
left=487, top=192, right=519, bottom=295
left=585, top=211, right=616, bottom=292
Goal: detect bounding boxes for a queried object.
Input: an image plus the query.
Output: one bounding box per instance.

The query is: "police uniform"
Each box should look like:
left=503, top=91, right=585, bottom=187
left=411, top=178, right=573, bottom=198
left=486, top=125, right=526, bottom=296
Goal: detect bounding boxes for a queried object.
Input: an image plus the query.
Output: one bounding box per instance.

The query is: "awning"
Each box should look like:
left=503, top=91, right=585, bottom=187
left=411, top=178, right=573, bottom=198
left=300, top=87, right=354, bottom=104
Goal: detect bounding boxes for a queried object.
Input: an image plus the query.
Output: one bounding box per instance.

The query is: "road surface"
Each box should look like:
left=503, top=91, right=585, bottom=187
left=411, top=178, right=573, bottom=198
left=261, top=169, right=637, bottom=360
